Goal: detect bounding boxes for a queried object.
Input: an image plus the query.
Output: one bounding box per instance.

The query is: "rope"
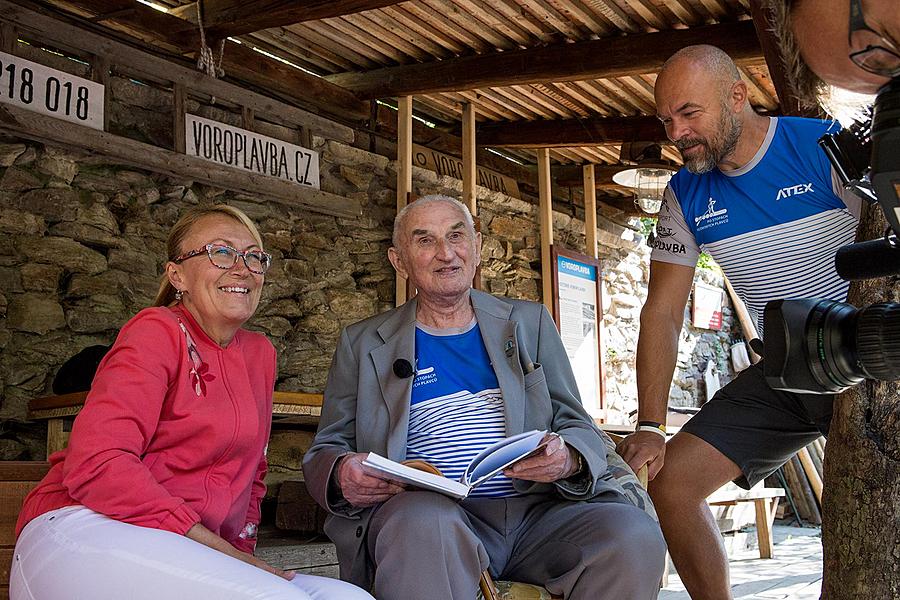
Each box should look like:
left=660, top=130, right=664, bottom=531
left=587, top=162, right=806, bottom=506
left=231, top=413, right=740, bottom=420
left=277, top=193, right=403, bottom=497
left=196, top=1, right=225, bottom=79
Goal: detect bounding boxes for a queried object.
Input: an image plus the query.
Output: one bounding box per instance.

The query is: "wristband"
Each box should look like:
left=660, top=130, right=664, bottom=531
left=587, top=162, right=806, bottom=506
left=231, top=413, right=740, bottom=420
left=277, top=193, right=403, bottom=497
left=637, top=424, right=666, bottom=439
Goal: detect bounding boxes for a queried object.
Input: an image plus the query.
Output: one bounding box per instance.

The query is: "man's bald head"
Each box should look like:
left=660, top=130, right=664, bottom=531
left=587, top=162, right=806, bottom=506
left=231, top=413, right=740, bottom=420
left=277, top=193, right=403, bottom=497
left=658, top=45, right=742, bottom=98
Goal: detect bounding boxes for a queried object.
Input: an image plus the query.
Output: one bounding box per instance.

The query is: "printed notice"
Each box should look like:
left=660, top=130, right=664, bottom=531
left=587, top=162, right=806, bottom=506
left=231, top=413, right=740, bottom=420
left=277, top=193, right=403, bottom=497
left=556, top=255, right=602, bottom=417
left=692, top=280, right=724, bottom=330
left=0, top=51, right=104, bottom=130
left=185, top=114, right=320, bottom=189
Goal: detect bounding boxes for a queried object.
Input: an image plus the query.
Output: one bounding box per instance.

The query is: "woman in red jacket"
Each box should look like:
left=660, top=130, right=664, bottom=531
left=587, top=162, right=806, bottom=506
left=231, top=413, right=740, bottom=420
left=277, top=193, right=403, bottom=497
left=11, top=205, right=373, bottom=600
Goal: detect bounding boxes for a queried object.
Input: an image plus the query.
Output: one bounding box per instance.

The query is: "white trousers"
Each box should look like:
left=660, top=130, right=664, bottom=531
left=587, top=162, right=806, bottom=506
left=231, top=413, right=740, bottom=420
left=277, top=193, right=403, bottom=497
left=11, top=506, right=373, bottom=600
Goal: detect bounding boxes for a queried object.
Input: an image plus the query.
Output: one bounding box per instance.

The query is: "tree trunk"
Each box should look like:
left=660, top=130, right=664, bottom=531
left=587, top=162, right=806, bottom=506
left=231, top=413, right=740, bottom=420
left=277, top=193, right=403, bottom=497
left=821, top=202, right=900, bottom=599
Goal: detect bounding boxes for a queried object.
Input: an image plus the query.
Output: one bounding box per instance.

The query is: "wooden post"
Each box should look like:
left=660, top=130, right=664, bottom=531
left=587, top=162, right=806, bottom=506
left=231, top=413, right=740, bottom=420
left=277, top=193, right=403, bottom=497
left=754, top=497, right=777, bottom=559
left=173, top=83, right=186, bottom=154
left=798, top=447, right=824, bottom=505
left=724, top=277, right=762, bottom=363
left=462, top=102, right=476, bottom=216
left=537, top=148, right=553, bottom=313
left=583, top=164, right=598, bottom=259
left=0, top=22, right=16, bottom=54
left=90, top=55, right=110, bottom=132
left=241, top=106, right=255, bottom=131
left=396, top=96, right=413, bottom=307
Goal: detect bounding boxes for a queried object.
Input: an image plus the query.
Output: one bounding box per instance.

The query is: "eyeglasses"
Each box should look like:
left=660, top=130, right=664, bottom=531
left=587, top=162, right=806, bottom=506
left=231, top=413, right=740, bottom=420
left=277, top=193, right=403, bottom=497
left=173, top=243, right=272, bottom=275
left=848, top=0, right=900, bottom=78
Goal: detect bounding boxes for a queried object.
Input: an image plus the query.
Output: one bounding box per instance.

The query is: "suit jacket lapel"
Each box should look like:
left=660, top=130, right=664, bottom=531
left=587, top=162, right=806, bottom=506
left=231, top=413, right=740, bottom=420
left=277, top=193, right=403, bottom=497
left=471, top=290, right=526, bottom=436
left=371, top=298, right=417, bottom=461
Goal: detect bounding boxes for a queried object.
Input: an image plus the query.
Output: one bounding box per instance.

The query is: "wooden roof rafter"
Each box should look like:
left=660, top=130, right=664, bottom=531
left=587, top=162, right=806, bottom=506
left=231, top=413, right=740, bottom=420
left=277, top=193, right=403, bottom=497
left=168, top=0, right=407, bottom=40
left=326, top=20, right=765, bottom=98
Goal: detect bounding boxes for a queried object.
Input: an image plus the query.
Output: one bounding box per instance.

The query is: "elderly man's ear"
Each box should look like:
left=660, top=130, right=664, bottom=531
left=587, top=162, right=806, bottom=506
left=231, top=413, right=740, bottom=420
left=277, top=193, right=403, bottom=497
left=388, top=247, right=409, bottom=278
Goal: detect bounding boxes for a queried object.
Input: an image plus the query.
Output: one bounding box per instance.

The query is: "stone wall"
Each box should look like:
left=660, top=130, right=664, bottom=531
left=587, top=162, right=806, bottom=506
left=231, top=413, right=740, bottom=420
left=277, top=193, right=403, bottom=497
left=0, top=130, right=739, bottom=460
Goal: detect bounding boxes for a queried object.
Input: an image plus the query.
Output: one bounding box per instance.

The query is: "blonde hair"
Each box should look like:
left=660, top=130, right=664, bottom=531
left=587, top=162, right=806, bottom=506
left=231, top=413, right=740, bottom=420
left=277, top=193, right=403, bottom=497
left=153, top=204, right=264, bottom=307
left=768, top=0, right=831, bottom=109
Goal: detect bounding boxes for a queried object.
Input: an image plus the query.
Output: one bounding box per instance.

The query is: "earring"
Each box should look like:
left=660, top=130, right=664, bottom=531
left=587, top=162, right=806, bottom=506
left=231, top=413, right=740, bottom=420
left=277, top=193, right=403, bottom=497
left=175, top=289, right=183, bottom=301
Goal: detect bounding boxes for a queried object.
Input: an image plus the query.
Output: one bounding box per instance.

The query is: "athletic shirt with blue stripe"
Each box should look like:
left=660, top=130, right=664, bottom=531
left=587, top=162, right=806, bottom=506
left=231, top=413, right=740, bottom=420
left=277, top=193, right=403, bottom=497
left=650, top=116, right=861, bottom=335
left=407, top=320, right=516, bottom=498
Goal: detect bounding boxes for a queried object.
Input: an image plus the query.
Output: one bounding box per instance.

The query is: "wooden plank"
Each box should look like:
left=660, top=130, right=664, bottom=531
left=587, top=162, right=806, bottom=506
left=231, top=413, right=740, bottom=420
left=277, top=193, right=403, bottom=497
left=255, top=541, right=338, bottom=571
left=272, top=391, right=323, bottom=406
left=0, top=481, right=39, bottom=546
left=754, top=497, right=776, bottom=559
left=477, top=115, right=666, bottom=148
left=9, top=0, right=367, bottom=124
left=537, top=148, right=553, bottom=313
left=169, top=0, right=406, bottom=39
left=0, top=103, right=361, bottom=218
left=708, top=487, right=785, bottom=504
left=584, top=164, right=598, bottom=259
left=173, top=83, right=186, bottom=154
left=0, top=462, right=50, bottom=483
left=461, top=102, right=476, bottom=216
left=0, top=22, right=16, bottom=54
left=29, top=391, right=88, bottom=415
left=798, top=447, right=823, bottom=505
left=46, top=419, right=68, bottom=456
left=396, top=95, right=412, bottom=307
left=327, top=21, right=764, bottom=98
left=789, top=455, right=821, bottom=524
left=0, top=548, right=12, bottom=587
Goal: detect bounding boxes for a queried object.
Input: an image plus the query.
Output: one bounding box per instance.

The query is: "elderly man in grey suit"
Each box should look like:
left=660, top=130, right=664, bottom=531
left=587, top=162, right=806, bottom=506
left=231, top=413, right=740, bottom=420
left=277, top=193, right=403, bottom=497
left=303, top=194, right=666, bottom=600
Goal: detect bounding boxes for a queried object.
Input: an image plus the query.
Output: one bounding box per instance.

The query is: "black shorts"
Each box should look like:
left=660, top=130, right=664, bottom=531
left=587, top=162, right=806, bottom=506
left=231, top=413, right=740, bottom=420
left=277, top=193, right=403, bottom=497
left=679, top=361, right=832, bottom=489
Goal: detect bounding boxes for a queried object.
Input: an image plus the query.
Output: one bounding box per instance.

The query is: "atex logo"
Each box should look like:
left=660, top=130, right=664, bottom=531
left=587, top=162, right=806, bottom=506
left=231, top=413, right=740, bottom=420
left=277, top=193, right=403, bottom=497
left=776, top=183, right=813, bottom=200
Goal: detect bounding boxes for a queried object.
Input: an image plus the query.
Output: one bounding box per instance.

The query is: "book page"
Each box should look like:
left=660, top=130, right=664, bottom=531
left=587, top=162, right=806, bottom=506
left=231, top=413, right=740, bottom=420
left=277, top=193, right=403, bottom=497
left=464, top=429, right=548, bottom=488
left=362, top=453, right=471, bottom=499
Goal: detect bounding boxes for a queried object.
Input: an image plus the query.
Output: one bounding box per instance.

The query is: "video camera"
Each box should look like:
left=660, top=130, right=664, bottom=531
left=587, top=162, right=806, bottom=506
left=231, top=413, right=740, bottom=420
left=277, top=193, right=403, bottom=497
left=764, top=77, right=900, bottom=394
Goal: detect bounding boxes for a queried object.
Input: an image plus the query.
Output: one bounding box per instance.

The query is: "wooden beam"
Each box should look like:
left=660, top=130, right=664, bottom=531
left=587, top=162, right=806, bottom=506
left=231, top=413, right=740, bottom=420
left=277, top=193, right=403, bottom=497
left=555, top=164, right=633, bottom=187
left=327, top=21, right=764, bottom=99
left=170, top=0, right=405, bottom=40
left=0, top=103, right=361, bottom=218
left=0, top=1, right=359, bottom=139
left=478, top=116, right=667, bottom=148
left=584, top=165, right=598, bottom=260
left=396, top=96, right=412, bottom=307
left=173, top=83, right=186, bottom=153
left=461, top=102, right=476, bottom=216
left=33, top=0, right=369, bottom=122
left=537, top=148, right=553, bottom=313
left=748, top=0, right=818, bottom=117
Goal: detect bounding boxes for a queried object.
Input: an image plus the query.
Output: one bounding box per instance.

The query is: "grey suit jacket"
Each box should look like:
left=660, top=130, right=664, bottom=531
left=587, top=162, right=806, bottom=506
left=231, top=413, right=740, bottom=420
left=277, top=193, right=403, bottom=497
left=302, top=289, right=624, bottom=588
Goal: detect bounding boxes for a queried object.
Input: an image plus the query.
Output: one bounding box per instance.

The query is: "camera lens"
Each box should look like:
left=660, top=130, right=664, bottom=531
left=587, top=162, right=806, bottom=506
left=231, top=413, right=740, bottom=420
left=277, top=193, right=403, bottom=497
left=806, top=300, right=900, bottom=392
left=764, top=299, right=900, bottom=393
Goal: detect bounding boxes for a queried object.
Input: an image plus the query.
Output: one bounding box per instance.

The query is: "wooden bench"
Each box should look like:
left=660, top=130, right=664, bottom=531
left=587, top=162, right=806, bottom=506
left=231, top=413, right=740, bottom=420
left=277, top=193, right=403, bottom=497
left=27, top=391, right=324, bottom=455
left=707, top=483, right=785, bottom=559
left=0, top=462, right=51, bottom=600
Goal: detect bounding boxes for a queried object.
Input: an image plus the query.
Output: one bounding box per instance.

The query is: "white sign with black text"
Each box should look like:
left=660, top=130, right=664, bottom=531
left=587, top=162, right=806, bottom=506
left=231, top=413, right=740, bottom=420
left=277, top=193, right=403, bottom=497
left=185, top=114, right=320, bottom=189
left=556, top=255, right=602, bottom=418
left=0, top=51, right=104, bottom=130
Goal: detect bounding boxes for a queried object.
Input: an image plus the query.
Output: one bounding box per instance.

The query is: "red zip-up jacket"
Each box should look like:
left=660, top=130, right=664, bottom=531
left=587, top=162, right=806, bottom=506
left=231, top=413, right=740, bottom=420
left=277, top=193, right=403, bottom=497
left=17, top=305, right=276, bottom=554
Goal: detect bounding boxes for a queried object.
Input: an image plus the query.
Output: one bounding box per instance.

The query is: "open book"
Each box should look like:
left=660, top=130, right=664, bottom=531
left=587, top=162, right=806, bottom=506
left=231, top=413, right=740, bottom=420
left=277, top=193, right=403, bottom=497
left=362, top=430, right=549, bottom=499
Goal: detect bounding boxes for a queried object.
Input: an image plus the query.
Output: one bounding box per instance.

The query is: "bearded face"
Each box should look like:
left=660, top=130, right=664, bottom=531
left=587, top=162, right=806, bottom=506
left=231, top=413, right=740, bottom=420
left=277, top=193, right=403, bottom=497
left=675, top=98, right=743, bottom=174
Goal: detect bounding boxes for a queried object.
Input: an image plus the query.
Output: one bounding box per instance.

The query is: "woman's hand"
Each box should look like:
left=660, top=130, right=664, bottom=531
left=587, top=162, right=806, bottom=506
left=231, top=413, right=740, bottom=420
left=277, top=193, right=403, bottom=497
left=185, top=523, right=295, bottom=580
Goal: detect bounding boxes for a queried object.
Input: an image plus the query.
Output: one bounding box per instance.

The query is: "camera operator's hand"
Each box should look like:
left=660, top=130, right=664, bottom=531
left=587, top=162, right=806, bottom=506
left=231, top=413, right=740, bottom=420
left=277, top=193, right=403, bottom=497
left=618, top=432, right=667, bottom=481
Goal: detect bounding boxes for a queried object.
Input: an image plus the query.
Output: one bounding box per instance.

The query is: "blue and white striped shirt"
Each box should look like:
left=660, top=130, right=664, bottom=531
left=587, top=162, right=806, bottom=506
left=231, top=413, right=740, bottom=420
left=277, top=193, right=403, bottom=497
left=407, top=320, right=516, bottom=497
left=651, top=117, right=860, bottom=335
